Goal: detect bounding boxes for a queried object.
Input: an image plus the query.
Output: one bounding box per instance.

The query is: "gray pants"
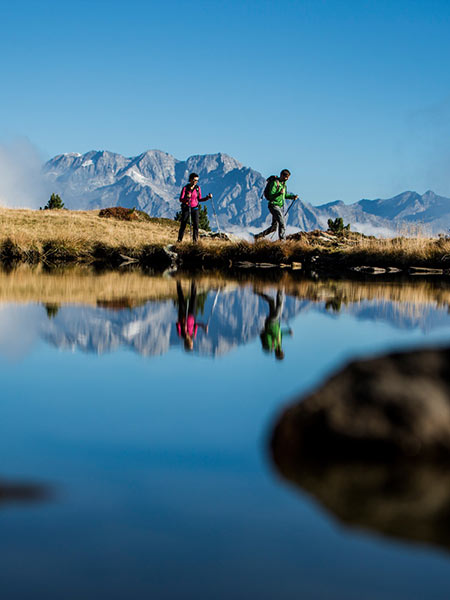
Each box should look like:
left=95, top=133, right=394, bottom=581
left=257, top=204, right=286, bottom=240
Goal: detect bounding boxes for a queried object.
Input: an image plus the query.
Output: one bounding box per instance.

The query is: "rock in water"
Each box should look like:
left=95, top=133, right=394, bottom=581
left=271, top=346, right=450, bottom=552
left=272, top=347, right=450, bottom=461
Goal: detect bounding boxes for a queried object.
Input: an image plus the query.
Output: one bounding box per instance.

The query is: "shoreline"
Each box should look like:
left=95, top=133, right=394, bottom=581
left=0, top=206, right=449, bottom=276
left=1, top=238, right=449, bottom=278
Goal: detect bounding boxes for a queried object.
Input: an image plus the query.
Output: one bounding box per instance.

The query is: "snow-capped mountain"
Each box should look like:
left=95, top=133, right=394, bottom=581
left=43, top=150, right=450, bottom=235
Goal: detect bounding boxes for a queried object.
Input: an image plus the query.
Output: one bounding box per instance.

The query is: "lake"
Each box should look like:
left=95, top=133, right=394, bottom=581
left=1, top=266, right=450, bottom=599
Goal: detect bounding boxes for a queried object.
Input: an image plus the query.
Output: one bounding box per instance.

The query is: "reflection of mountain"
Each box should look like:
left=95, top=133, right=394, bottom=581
left=42, top=290, right=307, bottom=357
left=42, top=293, right=450, bottom=357
left=1, top=278, right=450, bottom=359
left=324, top=299, right=450, bottom=332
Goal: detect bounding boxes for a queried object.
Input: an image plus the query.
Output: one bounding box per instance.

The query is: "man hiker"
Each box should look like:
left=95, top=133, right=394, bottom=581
left=177, top=172, right=212, bottom=243
left=254, top=169, right=298, bottom=241
left=256, top=289, right=293, bottom=360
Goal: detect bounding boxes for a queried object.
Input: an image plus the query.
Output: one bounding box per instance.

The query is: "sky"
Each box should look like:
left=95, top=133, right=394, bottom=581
left=0, top=0, right=449, bottom=205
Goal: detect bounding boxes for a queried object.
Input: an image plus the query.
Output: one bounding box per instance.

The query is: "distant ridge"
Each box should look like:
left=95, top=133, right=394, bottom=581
left=43, top=150, right=450, bottom=235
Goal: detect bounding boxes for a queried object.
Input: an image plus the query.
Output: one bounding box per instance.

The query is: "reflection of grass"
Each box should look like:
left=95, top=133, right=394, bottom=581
left=0, top=265, right=449, bottom=314
left=0, top=265, right=228, bottom=306
left=281, top=277, right=450, bottom=315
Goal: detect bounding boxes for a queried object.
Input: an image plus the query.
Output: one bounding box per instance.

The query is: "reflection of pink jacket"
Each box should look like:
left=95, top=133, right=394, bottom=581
left=177, top=315, right=198, bottom=338
left=180, top=185, right=202, bottom=208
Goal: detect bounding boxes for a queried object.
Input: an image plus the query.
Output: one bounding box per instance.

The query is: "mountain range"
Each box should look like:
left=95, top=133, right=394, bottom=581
left=43, top=150, right=450, bottom=235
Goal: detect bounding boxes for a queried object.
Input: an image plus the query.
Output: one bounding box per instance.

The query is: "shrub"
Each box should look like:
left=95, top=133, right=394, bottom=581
left=328, top=217, right=350, bottom=235
left=43, top=193, right=65, bottom=210
left=98, top=207, right=150, bottom=222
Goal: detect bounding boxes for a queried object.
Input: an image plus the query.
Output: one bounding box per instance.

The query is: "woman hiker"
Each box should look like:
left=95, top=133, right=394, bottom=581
left=175, top=280, right=208, bottom=351
left=254, top=169, right=298, bottom=241
left=177, top=172, right=213, bottom=243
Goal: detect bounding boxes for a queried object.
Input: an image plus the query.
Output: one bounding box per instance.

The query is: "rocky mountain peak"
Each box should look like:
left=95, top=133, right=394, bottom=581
left=42, top=149, right=450, bottom=235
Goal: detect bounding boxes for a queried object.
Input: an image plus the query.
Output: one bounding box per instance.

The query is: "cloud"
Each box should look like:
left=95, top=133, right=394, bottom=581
left=0, top=138, right=50, bottom=208
left=351, top=222, right=397, bottom=238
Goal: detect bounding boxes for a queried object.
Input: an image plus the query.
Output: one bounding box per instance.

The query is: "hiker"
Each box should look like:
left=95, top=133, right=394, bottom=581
left=256, top=289, right=292, bottom=360
left=254, top=169, right=298, bottom=241
left=177, top=173, right=212, bottom=242
left=175, top=280, right=208, bottom=351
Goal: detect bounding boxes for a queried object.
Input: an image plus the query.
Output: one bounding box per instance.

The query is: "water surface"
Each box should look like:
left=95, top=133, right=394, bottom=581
left=1, top=267, right=450, bottom=599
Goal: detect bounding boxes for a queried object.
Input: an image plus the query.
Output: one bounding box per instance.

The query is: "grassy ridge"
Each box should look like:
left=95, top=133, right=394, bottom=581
left=0, top=207, right=449, bottom=270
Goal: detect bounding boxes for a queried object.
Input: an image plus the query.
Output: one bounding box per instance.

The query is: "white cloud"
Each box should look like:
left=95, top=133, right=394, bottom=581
left=351, top=222, right=397, bottom=238
left=0, top=138, right=50, bottom=208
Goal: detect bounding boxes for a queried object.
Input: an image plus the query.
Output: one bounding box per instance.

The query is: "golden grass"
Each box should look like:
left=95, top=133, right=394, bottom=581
left=0, top=207, right=179, bottom=248
left=0, top=206, right=448, bottom=269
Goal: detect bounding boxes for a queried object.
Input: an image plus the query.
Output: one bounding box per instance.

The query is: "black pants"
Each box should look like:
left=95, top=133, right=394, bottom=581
left=176, top=281, right=198, bottom=321
left=178, top=205, right=199, bottom=242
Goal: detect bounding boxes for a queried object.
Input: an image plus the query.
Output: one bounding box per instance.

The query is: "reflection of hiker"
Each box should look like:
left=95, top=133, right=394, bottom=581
left=254, top=169, right=298, bottom=241
left=177, top=172, right=213, bottom=243
left=256, top=290, right=292, bottom=360
left=176, top=281, right=208, bottom=351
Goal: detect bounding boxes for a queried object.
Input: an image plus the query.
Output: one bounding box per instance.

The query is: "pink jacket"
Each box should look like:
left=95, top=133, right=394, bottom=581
left=180, top=185, right=202, bottom=208
left=177, top=315, right=198, bottom=338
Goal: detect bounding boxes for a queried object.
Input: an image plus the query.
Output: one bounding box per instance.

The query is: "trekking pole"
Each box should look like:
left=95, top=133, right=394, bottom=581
left=206, top=289, right=220, bottom=327
left=188, top=208, right=193, bottom=242
left=210, top=196, right=221, bottom=235
left=285, top=196, right=299, bottom=217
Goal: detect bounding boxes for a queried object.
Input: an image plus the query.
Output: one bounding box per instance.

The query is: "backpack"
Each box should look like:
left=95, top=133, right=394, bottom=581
left=263, top=176, right=278, bottom=201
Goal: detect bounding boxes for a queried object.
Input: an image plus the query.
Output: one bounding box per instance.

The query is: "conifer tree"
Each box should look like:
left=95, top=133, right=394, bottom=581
left=44, top=193, right=65, bottom=210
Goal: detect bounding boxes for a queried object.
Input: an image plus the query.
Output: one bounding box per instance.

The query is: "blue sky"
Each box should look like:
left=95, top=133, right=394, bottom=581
left=0, top=0, right=449, bottom=204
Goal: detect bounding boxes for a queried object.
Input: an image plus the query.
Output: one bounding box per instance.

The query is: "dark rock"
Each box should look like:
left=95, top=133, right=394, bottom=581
left=272, top=347, right=450, bottom=463
left=0, top=478, right=50, bottom=505
left=271, top=346, right=450, bottom=552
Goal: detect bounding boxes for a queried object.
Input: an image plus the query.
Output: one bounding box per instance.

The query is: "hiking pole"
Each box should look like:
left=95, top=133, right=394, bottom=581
left=285, top=196, right=299, bottom=217
left=188, top=208, right=193, bottom=242
left=206, top=289, right=220, bottom=327
left=210, top=196, right=221, bottom=235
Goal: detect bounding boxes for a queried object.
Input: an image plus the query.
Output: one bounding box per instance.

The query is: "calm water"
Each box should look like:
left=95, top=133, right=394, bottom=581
left=1, top=268, right=450, bottom=599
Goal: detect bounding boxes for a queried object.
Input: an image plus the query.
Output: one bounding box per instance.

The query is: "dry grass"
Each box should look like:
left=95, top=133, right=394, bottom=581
left=0, top=207, right=178, bottom=247
left=0, top=206, right=449, bottom=270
